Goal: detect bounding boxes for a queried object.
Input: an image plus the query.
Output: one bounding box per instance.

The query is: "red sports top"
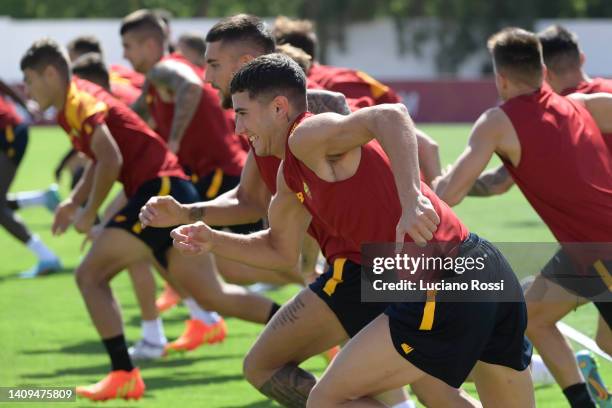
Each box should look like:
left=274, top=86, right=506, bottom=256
left=109, top=64, right=145, bottom=89
left=561, top=77, right=612, bottom=152
left=146, top=53, right=245, bottom=178
left=110, top=81, right=140, bottom=106
left=282, top=113, right=468, bottom=264
left=0, top=94, right=20, bottom=129
left=500, top=85, right=612, bottom=245
left=308, top=63, right=400, bottom=105
left=57, top=78, right=185, bottom=197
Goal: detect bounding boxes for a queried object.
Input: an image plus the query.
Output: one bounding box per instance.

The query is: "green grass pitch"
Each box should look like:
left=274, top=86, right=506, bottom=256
left=0, top=124, right=608, bottom=407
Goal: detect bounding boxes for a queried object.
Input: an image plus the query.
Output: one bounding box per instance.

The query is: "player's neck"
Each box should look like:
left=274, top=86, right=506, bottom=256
left=273, top=111, right=303, bottom=159
left=52, top=80, right=70, bottom=110
left=505, top=84, right=540, bottom=100
left=557, top=70, right=590, bottom=93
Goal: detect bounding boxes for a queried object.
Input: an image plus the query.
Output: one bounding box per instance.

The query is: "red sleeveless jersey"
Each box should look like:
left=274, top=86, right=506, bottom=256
left=500, top=85, right=612, bottom=244
left=561, top=78, right=612, bottom=153
left=109, top=64, right=145, bottom=89
left=282, top=113, right=468, bottom=263
left=146, top=53, right=246, bottom=178
left=57, top=78, right=185, bottom=197
left=0, top=94, right=20, bottom=129
left=308, top=63, right=400, bottom=105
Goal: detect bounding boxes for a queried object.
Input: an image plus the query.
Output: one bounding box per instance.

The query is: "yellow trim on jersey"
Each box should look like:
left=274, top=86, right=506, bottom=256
left=355, top=70, right=390, bottom=100
left=5, top=125, right=14, bottom=142
left=323, top=258, right=347, bottom=296
left=64, top=82, right=108, bottom=134
left=109, top=71, right=132, bottom=87
left=206, top=169, right=224, bottom=199
left=593, top=260, right=612, bottom=292
left=419, top=290, right=436, bottom=330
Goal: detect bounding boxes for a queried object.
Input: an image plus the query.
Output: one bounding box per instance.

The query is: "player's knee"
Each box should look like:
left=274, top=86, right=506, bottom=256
left=74, top=263, right=105, bottom=292
left=595, top=330, right=612, bottom=355
left=306, top=381, right=334, bottom=407
left=242, top=350, right=265, bottom=388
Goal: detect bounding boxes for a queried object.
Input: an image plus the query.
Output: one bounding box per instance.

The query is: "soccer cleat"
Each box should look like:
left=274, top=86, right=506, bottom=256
left=156, top=283, right=181, bottom=313
left=321, top=345, right=341, bottom=365
left=128, top=339, right=165, bottom=361
left=43, top=184, right=61, bottom=213
left=165, top=319, right=227, bottom=354
left=577, top=350, right=612, bottom=407
left=19, top=258, right=62, bottom=278
left=75, top=368, right=145, bottom=401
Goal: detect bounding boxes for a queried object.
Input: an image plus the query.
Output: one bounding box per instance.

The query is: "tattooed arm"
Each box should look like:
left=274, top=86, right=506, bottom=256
left=147, top=60, right=203, bottom=152
left=468, top=165, right=514, bottom=196
left=306, top=89, right=350, bottom=115
left=130, top=80, right=151, bottom=121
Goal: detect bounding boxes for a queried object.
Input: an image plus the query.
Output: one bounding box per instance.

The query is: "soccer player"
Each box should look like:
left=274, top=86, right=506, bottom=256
left=0, top=79, right=61, bottom=278
left=144, top=54, right=533, bottom=408
left=433, top=28, right=612, bottom=408
left=120, top=9, right=286, bottom=355
left=273, top=16, right=401, bottom=105
left=176, top=32, right=207, bottom=69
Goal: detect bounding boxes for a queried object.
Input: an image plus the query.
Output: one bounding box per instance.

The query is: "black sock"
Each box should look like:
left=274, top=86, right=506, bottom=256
left=7, top=199, right=18, bottom=210
left=563, top=383, right=596, bottom=408
left=267, top=303, right=281, bottom=323
left=102, top=334, right=134, bottom=372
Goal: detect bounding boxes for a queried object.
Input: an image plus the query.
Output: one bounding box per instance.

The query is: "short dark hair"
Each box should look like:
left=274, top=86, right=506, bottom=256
left=21, top=38, right=70, bottom=81
left=537, top=25, right=581, bottom=74
left=71, top=52, right=109, bottom=89
left=120, top=9, right=167, bottom=44
left=178, top=32, right=206, bottom=56
left=272, top=16, right=317, bottom=60
left=487, top=28, right=543, bottom=87
left=206, top=14, right=275, bottom=54
left=231, top=53, right=306, bottom=110
left=67, top=36, right=102, bottom=59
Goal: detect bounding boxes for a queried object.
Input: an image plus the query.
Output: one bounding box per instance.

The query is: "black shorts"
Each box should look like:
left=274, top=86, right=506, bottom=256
left=309, top=258, right=389, bottom=337
left=385, top=233, right=532, bottom=388
left=542, top=249, right=612, bottom=328
left=192, top=169, right=264, bottom=234
left=0, top=123, right=28, bottom=167
left=106, top=176, right=200, bottom=267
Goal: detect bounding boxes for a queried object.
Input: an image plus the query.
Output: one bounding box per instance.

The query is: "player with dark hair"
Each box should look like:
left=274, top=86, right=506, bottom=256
left=177, top=32, right=207, bottom=68
left=155, top=53, right=533, bottom=408
left=434, top=27, right=612, bottom=408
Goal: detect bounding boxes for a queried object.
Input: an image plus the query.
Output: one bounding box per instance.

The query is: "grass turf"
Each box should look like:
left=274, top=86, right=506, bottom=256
left=0, top=124, right=608, bottom=407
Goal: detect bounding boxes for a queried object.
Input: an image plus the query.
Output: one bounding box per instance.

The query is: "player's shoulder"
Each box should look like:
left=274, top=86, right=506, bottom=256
left=63, top=79, right=108, bottom=130
left=472, top=107, right=514, bottom=139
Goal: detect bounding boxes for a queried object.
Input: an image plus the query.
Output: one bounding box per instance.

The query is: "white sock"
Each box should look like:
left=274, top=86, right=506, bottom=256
left=530, top=354, right=555, bottom=385
left=9, top=189, right=48, bottom=208
left=391, top=401, right=416, bottom=408
left=141, top=318, right=167, bottom=346
left=183, top=298, right=221, bottom=325
left=26, top=235, right=57, bottom=262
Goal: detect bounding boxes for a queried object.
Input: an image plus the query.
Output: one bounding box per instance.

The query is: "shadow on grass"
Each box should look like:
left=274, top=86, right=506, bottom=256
left=220, top=400, right=276, bottom=408
left=0, top=266, right=74, bottom=283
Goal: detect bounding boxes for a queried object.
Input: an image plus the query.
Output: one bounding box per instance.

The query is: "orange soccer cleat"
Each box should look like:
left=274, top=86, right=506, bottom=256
left=165, top=319, right=227, bottom=353
left=321, top=345, right=341, bottom=365
left=156, top=283, right=181, bottom=313
left=75, top=368, right=145, bottom=401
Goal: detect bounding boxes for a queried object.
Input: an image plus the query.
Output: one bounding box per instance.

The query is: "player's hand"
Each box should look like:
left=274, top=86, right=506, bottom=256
left=396, top=194, right=440, bottom=247
left=170, top=221, right=213, bottom=255
left=52, top=199, right=78, bottom=236
left=74, top=207, right=97, bottom=234
left=139, top=196, right=188, bottom=228
left=80, top=224, right=103, bottom=252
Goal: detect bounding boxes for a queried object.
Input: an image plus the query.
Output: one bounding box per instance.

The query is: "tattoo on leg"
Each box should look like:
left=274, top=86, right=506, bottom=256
left=270, top=296, right=306, bottom=331
left=189, top=206, right=205, bottom=222
left=259, top=364, right=316, bottom=408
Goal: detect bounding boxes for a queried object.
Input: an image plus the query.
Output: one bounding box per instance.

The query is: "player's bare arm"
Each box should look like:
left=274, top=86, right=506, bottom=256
left=140, top=150, right=271, bottom=228
left=468, top=164, right=514, bottom=196
left=0, top=79, right=30, bottom=111
left=130, top=80, right=150, bottom=120
left=289, top=103, right=439, bottom=244
left=568, top=92, right=612, bottom=134
left=171, top=164, right=312, bottom=272
left=52, top=161, right=94, bottom=236
left=147, top=59, right=203, bottom=151
left=306, top=89, right=350, bottom=115
left=434, top=108, right=512, bottom=206
left=416, top=127, right=442, bottom=184
left=73, top=124, right=122, bottom=233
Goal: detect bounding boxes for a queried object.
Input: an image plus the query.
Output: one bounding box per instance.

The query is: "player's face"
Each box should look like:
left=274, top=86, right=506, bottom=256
left=492, top=63, right=509, bottom=101
left=232, top=91, right=277, bottom=156
left=122, top=32, right=149, bottom=73
left=177, top=41, right=201, bottom=67
left=23, top=68, right=54, bottom=111
left=205, top=41, right=243, bottom=109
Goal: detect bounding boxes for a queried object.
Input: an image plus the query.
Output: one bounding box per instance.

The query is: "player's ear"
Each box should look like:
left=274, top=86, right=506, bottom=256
left=271, top=95, right=290, bottom=117
left=579, top=52, right=586, bottom=68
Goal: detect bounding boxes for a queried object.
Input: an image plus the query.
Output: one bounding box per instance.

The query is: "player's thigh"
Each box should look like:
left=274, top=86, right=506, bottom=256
left=0, top=152, right=17, bottom=197
left=525, top=272, right=583, bottom=327
left=76, top=227, right=152, bottom=285
left=410, top=376, right=482, bottom=408
left=472, top=360, right=535, bottom=408
left=166, top=247, right=222, bottom=293
left=244, top=287, right=348, bottom=385
left=311, top=314, right=427, bottom=402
